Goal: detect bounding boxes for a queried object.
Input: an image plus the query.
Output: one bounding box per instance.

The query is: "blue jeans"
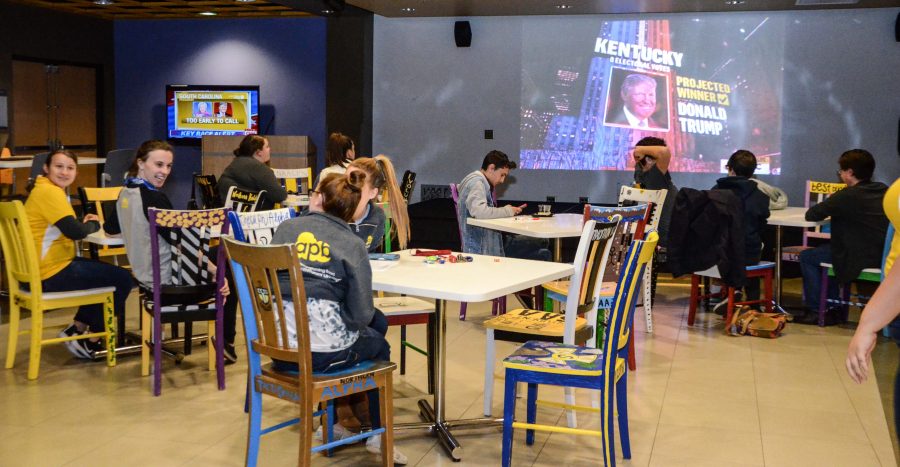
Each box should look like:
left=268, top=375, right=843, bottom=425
left=274, top=309, right=390, bottom=373
left=504, top=235, right=551, bottom=261
left=799, top=244, right=838, bottom=311
left=33, top=257, right=134, bottom=332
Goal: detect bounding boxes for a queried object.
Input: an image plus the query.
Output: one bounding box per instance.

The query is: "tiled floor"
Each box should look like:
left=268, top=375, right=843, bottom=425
left=0, top=278, right=896, bottom=466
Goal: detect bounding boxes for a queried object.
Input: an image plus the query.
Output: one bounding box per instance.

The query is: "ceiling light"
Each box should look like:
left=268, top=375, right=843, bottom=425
left=235, top=0, right=256, bottom=2
left=401, top=7, right=415, bottom=13
left=198, top=11, right=217, bottom=16
left=93, top=0, right=113, bottom=5
left=555, top=4, right=572, bottom=8
left=724, top=0, right=746, bottom=4
left=322, top=9, right=334, bottom=14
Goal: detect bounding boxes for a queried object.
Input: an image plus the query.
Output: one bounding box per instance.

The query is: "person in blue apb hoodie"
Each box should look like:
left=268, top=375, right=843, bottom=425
left=712, top=150, right=771, bottom=308
left=271, top=171, right=406, bottom=464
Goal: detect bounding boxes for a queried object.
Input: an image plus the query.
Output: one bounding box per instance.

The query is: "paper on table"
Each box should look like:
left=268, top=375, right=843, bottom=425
left=370, top=260, right=399, bottom=272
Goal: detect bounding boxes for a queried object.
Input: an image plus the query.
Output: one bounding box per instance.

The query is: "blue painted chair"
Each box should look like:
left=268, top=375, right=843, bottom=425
left=483, top=217, right=621, bottom=423
left=223, top=237, right=396, bottom=466
left=499, top=231, right=658, bottom=467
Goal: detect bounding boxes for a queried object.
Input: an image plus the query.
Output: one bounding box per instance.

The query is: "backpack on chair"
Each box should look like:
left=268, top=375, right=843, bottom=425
left=726, top=306, right=787, bottom=338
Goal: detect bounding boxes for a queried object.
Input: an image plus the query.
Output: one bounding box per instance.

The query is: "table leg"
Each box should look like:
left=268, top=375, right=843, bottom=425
left=774, top=225, right=783, bottom=310
left=552, top=238, right=562, bottom=262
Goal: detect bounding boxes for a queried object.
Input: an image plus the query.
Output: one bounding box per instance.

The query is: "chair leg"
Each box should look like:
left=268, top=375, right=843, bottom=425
left=564, top=386, right=577, bottom=428
left=643, top=263, right=653, bottom=333
left=763, top=270, right=773, bottom=313
left=380, top=374, right=395, bottom=467
left=818, top=268, right=829, bottom=327
left=501, top=371, right=518, bottom=467
left=103, top=294, right=116, bottom=367
left=207, top=320, right=216, bottom=371
left=484, top=329, right=496, bottom=417
left=141, top=309, right=151, bottom=376
left=526, top=382, right=538, bottom=445
left=26, top=307, right=43, bottom=380
left=725, top=288, right=736, bottom=325
left=215, top=308, right=225, bottom=390
left=246, top=375, right=263, bottom=467
left=153, top=310, right=163, bottom=396
left=627, top=332, right=636, bottom=371
left=616, top=374, right=631, bottom=460
left=459, top=302, right=467, bottom=321
left=491, top=298, right=498, bottom=316
left=688, top=275, right=700, bottom=326
left=5, top=300, right=21, bottom=369
left=399, top=324, right=407, bottom=375
left=600, top=377, right=617, bottom=467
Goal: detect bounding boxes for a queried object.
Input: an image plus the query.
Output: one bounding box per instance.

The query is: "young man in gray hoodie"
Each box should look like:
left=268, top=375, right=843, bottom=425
left=457, top=150, right=550, bottom=260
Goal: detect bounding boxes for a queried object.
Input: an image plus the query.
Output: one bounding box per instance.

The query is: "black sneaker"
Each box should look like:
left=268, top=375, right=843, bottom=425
left=224, top=343, right=238, bottom=365
left=58, top=325, right=95, bottom=359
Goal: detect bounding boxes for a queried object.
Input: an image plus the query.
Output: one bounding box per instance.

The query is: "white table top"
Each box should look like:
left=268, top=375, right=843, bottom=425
left=371, top=249, right=572, bottom=303
left=466, top=213, right=583, bottom=239
left=768, top=206, right=828, bottom=228
left=84, top=230, right=124, bottom=246
left=0, top=156, right=105, bottom=169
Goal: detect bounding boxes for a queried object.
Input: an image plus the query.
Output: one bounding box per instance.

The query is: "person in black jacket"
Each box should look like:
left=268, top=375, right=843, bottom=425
left=799, top=149, right=889, bottom=324
left=217, top=135, right=287, bottom=211
left=712, top=150, right=770, bottom=305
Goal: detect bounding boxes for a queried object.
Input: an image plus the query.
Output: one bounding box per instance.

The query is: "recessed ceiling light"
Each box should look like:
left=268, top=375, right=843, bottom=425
left=322, top=9, right=334, bottom=14
left=555, top=4, right=572, bottom=8
left=93, top=0, right=113, bottom=5
left=235, top=0, right=256, bottom=2
left=724, top=0, right=746, bottom=4
left=401, top=7, right=415, bottom=12
left=198, top=11, right=217, bottom=16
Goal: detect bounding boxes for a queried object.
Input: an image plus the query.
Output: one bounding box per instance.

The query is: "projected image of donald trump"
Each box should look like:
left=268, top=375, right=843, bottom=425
left=606, top=72, right=668, bottom=130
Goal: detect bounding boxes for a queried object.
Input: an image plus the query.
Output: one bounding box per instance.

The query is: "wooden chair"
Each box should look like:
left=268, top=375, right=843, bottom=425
left=225, top=186, right=264, bottom=213
left=78, top=186, right=126, bottom=264
left=618, top=186, right=667, bottom=333
left=449, top=182, right=506, bottom=320
left=483, top=217, right=620, bottom=420
left=273, top=167, right=312, bottom=195
left=816, top=225, right=894, bottom=326
left=542, top=204, right=650, bottom=372
left=101, top=149, right=135, bottom=188
left=191, top=173, right=222, bottom=209
left=223, top=237, right=396, bottom=467
left=781, top=180, right=845, bottom=262
left=141, top=208, right=229, bottom=396
left=687, top=262, right=775, bottom=326
left=499, top=231, right=658, bottom=467
left=0, top=200, right=116, bottom=380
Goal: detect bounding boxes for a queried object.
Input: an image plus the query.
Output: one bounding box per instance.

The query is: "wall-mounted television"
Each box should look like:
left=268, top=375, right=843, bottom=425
left=166, top=84, right=260, bottom=140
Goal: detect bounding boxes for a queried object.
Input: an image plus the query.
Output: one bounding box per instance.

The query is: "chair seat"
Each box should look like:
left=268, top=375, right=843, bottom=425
left=485, top=308, right=589, bottom=336
left=17, top=286, right=116, bottom=301
left=259, top=359, right=397, bottom=402
left=373, top=296, right=433, bottom=316
left=819, top=263, right=882, bottom=282
left=502, top=340, right=625, bottom=380
left=542, top=281, right=616, bottom=301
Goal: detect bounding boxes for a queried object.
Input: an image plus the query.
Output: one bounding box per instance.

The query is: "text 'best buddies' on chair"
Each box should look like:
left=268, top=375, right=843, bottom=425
left=499, top=231, right=658, bottom=467
left=0, top=201, right=116, bottom=380
left=224, top=237, right=396, bottom=467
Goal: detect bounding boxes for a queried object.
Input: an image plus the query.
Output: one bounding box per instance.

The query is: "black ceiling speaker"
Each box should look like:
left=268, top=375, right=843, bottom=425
left=455, top=21, right=472, bottom=47
left=896, top=12, right=900, bottom=42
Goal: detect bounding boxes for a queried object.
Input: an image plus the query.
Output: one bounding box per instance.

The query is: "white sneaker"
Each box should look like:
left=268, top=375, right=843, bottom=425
left=313, top=422, right=357, bottom=442
left=366, top=434, right=408, bottom=465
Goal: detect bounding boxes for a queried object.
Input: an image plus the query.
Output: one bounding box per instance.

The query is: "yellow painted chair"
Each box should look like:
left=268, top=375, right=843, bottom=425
left=273, top=167, right=313, bottom=195
left=483, top=217, right=621, bottom=422
left=0, top=200, right=116, bottom=380
left=499, top=231, right=658, bottom=467
left=224, top=237, right=396, bottom=466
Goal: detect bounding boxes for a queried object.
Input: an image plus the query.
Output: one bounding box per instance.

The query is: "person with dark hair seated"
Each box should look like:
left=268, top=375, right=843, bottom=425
left=711, top=150, right=771, bottom=309
left=217, top=134, right=287, bottom=211
left=797, top=149, right=889, bottom=324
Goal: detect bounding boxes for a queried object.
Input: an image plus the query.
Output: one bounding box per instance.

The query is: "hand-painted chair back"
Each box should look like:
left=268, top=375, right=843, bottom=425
left=803, top=180, right=844, bottom=242
left=224, top=238, right=313, bottom=392
left=193, top=173, right=222, bottom=209
left=0, top=201, right=42, bottom=293
left=449, top=183, right=464, bottom=249
left=273, top=167, right=312, bottom=195
left=561, top=217, right=620, bottom=344
left=618, top=186, right=666, bottom=232
left=584, top=204, right=650, bottom=283
left=400, top=170, right=416, bottom=201
left=225, top=186, right=264, bottom=213
left=228, top=208, right=294, bottom=245
left=148, top=208, right=229, bottom=289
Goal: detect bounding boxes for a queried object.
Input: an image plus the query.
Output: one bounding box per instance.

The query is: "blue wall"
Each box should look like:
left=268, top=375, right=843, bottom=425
left=114, top=17, right=326, bottom=208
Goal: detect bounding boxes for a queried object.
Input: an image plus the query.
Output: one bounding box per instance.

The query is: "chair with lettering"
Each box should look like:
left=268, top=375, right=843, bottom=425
left=0, top=200, right=116, bottom=380
left=191, top=173, right=222, bottom=210
left=228, top=208, right=294, bottom=246
left=499, top=231, right=658, bottom=467
left=815, top=224, right=894, bottom=326
left=618, top=186, right=667, bottom=333
left=140, top=208, right=229, bottom=396
left=482, top=217, right=620, bottom=421
left=273, top=167, right=313, bottom=195
left=225, top=186, right=265, bottom=213
left=101, top=149, right=136, bottom=188
left=224, top=237, right=396, bottom=467
left=78, top=186, right=126, bottom=263
left=449, top=182, right=505, bottom=320
left=781, top=180, right=845, bottom=263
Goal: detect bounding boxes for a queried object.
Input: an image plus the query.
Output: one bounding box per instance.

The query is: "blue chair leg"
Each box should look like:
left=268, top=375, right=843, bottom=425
left=325, top=401, right=335, bottom=457
left=601, top=382, right=616, bottom=467
left=247, top=381, right=263, bottom=467
left=525, top=383, right=538, bottom=446
left=615, top=375, right=631, bottom=459
left=501, top=370, right=518, bottom=467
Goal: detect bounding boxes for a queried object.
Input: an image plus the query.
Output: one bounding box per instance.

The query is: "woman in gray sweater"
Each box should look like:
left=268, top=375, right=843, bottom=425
left=217, top=135, right=287, bottom=210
